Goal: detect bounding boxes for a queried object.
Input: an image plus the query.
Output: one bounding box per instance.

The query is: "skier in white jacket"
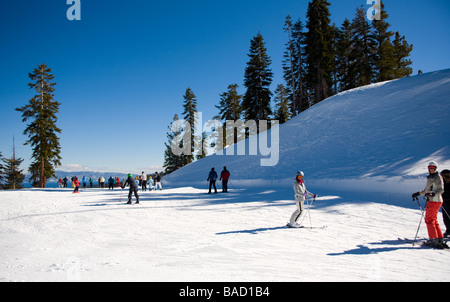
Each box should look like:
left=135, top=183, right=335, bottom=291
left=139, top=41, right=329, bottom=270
left=288, top=171, right=316, bottom=228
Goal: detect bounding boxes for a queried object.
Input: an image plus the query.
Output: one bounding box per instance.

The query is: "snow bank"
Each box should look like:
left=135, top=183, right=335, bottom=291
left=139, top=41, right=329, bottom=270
left=164, top=69, right=450, bottom=195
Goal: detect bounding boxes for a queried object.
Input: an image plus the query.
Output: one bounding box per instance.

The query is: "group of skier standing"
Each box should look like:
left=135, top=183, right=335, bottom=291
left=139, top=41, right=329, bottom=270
left=69, top=172, right=163, bottom=205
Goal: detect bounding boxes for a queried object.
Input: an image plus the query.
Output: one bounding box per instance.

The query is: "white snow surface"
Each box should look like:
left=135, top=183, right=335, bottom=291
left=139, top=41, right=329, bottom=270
left=0, top=187, right=449, bottom=282
left=1, top=70, right=450, bottom=282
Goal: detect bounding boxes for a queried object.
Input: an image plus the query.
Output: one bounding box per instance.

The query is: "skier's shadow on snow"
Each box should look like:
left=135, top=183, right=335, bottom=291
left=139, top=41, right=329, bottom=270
left=216, top=226, right=287, bottom=235
left=327, top=239, right=418, bottom=256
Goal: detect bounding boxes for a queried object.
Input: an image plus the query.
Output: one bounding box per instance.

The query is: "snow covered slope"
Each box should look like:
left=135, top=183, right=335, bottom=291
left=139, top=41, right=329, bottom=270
left=164, top=69, right=450, bottom=193
left=2, top=70, right=450, bottom=283
left=1, top=187, right=449, bottom=282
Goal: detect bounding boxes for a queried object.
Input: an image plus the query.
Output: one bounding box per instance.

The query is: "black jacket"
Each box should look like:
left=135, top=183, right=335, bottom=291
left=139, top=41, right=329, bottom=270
left=124, top=176, right=138, bottom=189
left=443, top=182, right=450, bottom=203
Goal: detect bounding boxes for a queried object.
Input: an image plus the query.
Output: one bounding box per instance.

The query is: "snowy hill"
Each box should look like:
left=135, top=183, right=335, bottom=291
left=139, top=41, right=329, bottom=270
left=164, top=69, right=450, bottom=193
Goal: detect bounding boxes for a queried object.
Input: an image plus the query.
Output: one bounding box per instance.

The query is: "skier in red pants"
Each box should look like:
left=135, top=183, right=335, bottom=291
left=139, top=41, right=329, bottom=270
left=412, top=162, right=448, bottom=249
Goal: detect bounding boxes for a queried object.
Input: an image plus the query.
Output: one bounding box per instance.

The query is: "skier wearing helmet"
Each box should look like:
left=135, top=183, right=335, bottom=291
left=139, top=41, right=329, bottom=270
left=287, top=171, right=316, bottom=228
left=412, top=162, right=448, bottom=249
left=123, top=174, right=140, bottom=204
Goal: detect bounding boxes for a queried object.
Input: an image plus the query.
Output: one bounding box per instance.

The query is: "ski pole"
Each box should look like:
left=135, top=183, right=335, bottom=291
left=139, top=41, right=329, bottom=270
left=119, top=188, right=123, bottom=203
left=413, top=196, right=426, bottom=246
left=307, top=198, right=313, bottom=228
left=441, top=204, right=450, bottom=221
left=227, top=179, right=234, bottom=191
left=299, top=196, right=316, bottom=228
left=307, top=195, right=317, bottom=228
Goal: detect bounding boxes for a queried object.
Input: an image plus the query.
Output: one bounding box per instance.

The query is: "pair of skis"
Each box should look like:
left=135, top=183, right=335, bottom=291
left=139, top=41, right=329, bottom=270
left=398, top=237, right=449, bottom=250
left=286, top=196, right=327, bottom=229
left=286, top=224, right=327, bottom=230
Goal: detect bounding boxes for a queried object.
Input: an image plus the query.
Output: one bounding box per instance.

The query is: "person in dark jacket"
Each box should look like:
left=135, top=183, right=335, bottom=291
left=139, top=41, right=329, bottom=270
left=154, top=172, right=162, bottom=191
left=123, top=174, right=139, bottom=204
left=207, top=168, right=218, bottom=194
left=108, top=176, right=114, bottom=190
left=220, top=166, right=231, bottom=193
left=441, top=169, right=450, bottom=237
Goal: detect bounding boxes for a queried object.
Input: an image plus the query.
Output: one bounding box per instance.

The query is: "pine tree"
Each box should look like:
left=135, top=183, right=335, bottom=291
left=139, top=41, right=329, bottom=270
left=196, top=132, right=208, bottom=160
left=163, top=114, right=188, bottom=174
left=273, top=84, right=291, bottom=124
left=2, top=138, right=25, bottom=190
left=216, top=84, right=243, bottom=147
left=283, top=16, right=308, bottom=116
left=392, top=31, right=413, bottom=78
left=242, top=32, right=273, bottom=125
left=372, top=2, right=397, bottom=82
left=350, top=7, right=377, bottom=87
left=330, top=24, right=340, bottom=95
left=335, top=19, right=355, bottom=91
left=182, top=87, right=199, bottom=164
left=283, top=16, right=296, bottom=116
left=16, top=64, right=62, bottom=188
left=305, top=0, right=333, bottom=104
left=216, top=84, right=242, bottom=122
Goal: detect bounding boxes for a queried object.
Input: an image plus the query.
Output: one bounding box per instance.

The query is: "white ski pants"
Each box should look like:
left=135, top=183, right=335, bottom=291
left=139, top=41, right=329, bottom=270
left=289, top=196, right=305, bottom=224
left=155, top=182, right=162, bottom=190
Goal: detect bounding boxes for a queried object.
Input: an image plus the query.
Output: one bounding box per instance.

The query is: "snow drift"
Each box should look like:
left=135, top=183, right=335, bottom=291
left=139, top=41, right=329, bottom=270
left=164, top=69, right=450, bottom=193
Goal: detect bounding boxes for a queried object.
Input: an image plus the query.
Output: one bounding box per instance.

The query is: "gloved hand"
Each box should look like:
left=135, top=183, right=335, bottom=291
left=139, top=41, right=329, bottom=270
left=425, top=192, right=435, bottom=198
left=412, top=192, right=420, bottom=199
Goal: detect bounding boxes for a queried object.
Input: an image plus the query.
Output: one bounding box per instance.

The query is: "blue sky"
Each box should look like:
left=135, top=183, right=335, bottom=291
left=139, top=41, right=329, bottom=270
left=0, top=0, right=449, bottom=174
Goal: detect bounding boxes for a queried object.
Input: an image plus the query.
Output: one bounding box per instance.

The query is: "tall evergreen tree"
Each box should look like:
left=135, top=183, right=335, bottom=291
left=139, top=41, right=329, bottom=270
left=242, top=32, right=273, bottom=125
left=273, top=84, right=291, bottom=124
left=2, top=138, right=25, bottom=190
left=305, top=0, right=333, bottom=104
left=283, top=16, right=308, bottom=116
left=283, top=16, right=296, bottom=116
left=182, top=87, right=199, bottom=164
left=392, top=31, right=413, bottom=78
left=335, top=18, right=355, bottom=91
left=350, top=7, right=377, bottom=87
left=163, top=114, right=187, bottom=174
left=196, top=132, right=208, bottom=160
left=16, top=64, right=62, bottom=188
left=330, top=23, right=340, bottom=95
left=216, top=84, right=243, bottom=147
left=216, top=84, right=242, bottom=122
left=372, top=2, right=397, bottom=82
